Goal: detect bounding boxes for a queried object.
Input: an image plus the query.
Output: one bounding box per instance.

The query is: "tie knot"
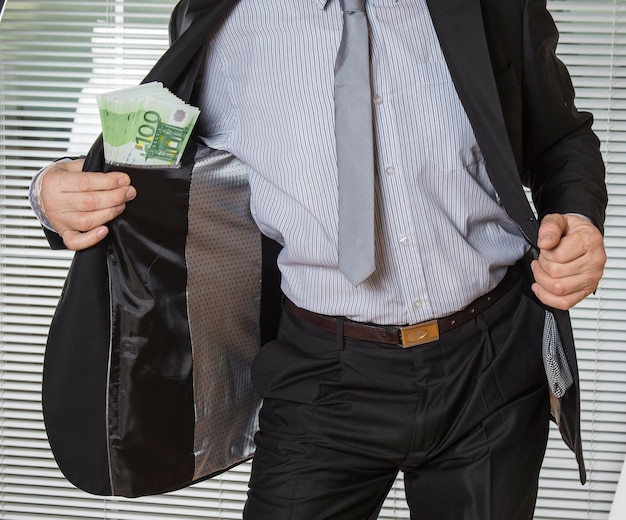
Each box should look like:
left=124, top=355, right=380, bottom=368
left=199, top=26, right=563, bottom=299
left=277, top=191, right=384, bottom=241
left=340, top=0, right=365, bottom=13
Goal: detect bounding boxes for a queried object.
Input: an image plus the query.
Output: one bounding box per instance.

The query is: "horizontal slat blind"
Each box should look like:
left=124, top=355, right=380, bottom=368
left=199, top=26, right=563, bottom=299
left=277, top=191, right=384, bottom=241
left=1, top=1, right=625, bottom=519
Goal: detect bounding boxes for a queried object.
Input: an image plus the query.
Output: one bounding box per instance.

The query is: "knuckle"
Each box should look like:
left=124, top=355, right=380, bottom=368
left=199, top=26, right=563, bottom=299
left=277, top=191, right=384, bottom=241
left=544, top=261, right=563, bottom=278
left=60, top=232, right=79, bottom=250
left=73, top=214, right=95, bottom=233
left=540, top=260, right=566, bottom=280
left=77, top=193, right=98, bottom=212
left=76, top=174, right=93, bottom=192
left=584, top=274, right=600, bottom=292
left=550, top=281, right=568, bottom=297
left=65, top=240, right=80, bottom=251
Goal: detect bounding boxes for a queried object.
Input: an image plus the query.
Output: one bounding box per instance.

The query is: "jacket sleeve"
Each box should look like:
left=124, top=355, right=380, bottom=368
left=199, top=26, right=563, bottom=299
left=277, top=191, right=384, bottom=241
left=520, top=0, right=607, bottom=232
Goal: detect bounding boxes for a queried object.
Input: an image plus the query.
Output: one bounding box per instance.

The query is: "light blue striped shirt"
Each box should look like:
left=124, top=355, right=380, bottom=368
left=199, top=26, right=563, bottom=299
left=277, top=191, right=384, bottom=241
left=195, top=0, right=529, bottom=325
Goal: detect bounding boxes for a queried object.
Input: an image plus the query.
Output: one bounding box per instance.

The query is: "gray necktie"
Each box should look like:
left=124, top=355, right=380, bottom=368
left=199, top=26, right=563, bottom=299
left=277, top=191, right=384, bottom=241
left=335, top=0, right=376, bottom=286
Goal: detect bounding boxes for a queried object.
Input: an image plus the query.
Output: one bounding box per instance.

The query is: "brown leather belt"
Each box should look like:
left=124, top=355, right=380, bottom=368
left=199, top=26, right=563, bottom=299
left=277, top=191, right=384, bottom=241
left=285, top=264, right=521, bottom=348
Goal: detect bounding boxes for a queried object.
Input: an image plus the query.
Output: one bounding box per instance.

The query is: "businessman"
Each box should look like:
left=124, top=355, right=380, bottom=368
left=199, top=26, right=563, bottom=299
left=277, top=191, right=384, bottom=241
left=32, top=0, right=607, bottom=518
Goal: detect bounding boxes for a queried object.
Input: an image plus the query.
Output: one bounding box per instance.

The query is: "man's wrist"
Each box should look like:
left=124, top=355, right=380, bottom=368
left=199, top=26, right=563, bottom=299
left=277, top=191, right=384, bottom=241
left=28, top=158, right=72, bottom=231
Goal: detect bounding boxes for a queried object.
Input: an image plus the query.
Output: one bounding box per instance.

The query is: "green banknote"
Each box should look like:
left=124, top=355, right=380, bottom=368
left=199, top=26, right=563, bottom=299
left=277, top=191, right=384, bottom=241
left=97, top=82, right=200, bottom=167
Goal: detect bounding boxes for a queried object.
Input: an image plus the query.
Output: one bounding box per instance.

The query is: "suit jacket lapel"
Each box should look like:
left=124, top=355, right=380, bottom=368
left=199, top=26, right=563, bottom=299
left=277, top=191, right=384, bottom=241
left=425, top=0, right=539, bottom=244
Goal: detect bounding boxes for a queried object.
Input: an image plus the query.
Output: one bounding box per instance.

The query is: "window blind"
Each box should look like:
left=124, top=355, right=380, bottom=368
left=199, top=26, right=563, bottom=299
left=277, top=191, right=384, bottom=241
left=1, top=1, right=625, bottom=519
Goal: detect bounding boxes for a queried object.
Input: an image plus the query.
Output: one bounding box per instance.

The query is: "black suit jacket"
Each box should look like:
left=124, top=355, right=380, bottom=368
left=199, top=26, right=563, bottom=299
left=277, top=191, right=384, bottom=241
left=425, top=0, right=607, bottom=484
left=43, top=0, right=606, bottom=497
left=172, top=0, right=607, bottom=480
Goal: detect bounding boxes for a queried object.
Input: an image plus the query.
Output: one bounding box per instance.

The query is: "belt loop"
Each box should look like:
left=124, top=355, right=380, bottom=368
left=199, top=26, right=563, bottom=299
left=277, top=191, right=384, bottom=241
left=336, top=316, right=345, bottom=351
left=476, top=312, right=490, bottom=334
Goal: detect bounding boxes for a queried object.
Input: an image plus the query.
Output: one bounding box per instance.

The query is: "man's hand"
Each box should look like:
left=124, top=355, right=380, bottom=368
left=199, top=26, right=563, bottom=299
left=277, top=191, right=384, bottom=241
left=531, top=213, right=606, bottom=310
left=39, top=159, right=137, bottom=251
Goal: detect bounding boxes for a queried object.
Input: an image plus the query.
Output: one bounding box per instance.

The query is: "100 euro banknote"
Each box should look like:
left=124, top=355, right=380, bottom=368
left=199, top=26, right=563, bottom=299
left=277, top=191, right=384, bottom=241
left=97, top=82, right=200, bottom=167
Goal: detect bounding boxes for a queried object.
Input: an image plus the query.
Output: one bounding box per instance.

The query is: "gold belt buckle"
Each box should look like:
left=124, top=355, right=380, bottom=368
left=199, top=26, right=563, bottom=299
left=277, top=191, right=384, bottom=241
left=399, top=320, right=440, bottom=348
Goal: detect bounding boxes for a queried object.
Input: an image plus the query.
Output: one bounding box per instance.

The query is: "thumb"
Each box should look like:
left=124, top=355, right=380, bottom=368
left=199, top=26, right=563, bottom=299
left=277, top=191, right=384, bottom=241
left=537, top=214, right=567, bottom=250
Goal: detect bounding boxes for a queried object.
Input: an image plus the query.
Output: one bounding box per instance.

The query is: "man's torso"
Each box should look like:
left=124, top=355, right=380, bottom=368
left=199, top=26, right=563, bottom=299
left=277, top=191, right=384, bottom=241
left=193, top=0, right=528, bottom=324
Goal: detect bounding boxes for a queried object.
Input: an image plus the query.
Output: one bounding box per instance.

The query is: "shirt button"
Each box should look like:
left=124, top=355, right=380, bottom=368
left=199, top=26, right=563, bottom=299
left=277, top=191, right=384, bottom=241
left=373, top=94, right=383, bottom=105
left=399, top=236, right=409, bottom=247
left=413, top=300, right=422, bottom=310
left=385, top=166, right=396, bottom=176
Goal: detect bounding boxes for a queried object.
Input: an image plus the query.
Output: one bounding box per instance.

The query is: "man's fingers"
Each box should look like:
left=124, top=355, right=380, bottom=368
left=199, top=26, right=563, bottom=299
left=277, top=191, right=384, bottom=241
left=39, top=161, right=136, bottom=235
left=531, top=282, right=589, bottom=311
left=531, top=260, right=600, bottom=296
left=531, top=247, right=604, bottom=311
left=43, top=171, right=135, bottom=211
left=534, top=241, right=587, bottom=279
left=61, top=170, right=132, bottom=193
left=45, top=191, right=132, bottom=235
left=532, top=213, right=606, bottom=310
left=60, top=226, right=110, bottom=251
left=46, top=160, right=130, bottom=193
left=68, top=185, right=136, bottom=214
left=67, top=203, right=129, bottom=233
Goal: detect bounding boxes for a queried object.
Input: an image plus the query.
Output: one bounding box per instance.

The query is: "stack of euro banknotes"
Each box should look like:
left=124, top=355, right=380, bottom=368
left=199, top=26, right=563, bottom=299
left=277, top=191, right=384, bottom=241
left=97, top=82, right=200, bottom=167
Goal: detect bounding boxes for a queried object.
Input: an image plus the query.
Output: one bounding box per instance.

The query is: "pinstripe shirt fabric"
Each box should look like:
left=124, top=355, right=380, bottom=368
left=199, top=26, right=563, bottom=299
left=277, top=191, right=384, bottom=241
left=195, top=0, right=529, bottom=325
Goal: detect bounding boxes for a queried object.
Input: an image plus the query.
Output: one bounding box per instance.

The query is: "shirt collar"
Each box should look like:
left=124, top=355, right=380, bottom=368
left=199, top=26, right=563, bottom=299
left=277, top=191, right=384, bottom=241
left=315, top=0, right=329, bottom=9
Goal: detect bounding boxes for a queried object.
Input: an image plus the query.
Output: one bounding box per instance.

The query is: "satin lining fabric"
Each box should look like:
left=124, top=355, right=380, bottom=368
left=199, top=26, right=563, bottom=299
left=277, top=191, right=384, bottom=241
left=105, top=146, right=263, bottom=495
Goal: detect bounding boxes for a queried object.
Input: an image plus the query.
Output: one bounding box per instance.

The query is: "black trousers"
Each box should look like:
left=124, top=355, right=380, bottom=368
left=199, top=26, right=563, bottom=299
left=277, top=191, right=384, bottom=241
left=245, top=276, right=550, bottom=520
